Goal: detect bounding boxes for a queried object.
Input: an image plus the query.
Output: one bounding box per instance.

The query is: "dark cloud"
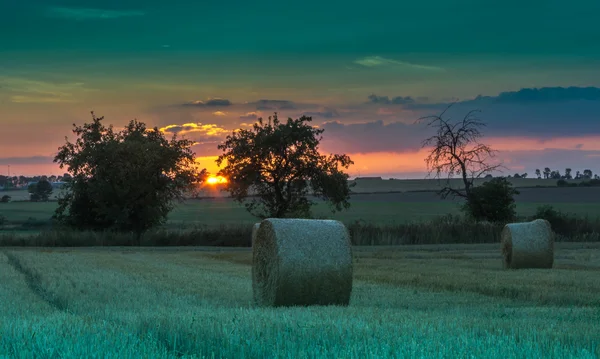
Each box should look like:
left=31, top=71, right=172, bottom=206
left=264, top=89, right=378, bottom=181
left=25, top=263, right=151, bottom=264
left=367, top=94, right=416, bottom=105
left=181, top=98, right=232, bottom=107
left=239, top=112, right=258, bottom=121
left=0, top=156, right=54, bottom=165
left=488, top=86, right=600, bottom=104
left=320, top=120, right=429, bottom=153
left=302, top=109, right=340, bottom=119
left=251, top=99, right=297, bottom=110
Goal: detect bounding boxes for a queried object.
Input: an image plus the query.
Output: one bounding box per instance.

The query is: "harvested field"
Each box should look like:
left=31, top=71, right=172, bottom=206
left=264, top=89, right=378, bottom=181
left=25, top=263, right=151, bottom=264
left=0, top=243, right=598, bottom=357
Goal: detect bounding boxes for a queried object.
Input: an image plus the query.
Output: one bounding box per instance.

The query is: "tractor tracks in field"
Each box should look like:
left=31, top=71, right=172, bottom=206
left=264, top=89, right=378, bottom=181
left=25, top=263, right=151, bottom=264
left=1, top=250, right=69, bottom=312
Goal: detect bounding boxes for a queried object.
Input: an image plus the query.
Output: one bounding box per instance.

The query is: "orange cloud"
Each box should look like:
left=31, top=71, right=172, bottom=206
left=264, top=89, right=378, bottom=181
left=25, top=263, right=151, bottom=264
left=158, top=123, right=229, bottom=137
left=212, top=111, right=227, bottom=116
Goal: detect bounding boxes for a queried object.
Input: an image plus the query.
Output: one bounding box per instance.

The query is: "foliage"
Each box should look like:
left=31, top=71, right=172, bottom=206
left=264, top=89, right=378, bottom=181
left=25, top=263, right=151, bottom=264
left=419, top=103, right=503, bottom=200
left=0, top=195, right=10, bottom=203
left=461, top=177, right=520, bottom=222
left=216, top=113, right=353, bottom=218
left=28, top=180, right=53, bottom=202
left=53, top=112, right=206, bottom=239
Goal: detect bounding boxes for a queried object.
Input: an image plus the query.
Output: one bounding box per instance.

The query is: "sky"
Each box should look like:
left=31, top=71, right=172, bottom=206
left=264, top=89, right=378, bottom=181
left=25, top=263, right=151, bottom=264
left=1, top=0, right=600, bottom=178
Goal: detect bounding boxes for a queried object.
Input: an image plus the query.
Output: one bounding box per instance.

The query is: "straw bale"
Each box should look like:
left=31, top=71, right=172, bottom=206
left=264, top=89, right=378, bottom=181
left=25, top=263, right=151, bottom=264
left=501, top=219, right=554, bottom=269
left=252, top=218, right=353, bottom=307
left=251, top=222, right=261, bottom=247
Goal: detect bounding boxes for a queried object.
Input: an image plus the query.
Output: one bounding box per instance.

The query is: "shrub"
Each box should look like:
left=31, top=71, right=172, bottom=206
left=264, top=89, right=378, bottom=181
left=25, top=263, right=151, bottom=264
left=0, top=195, right=10, bottom=203
left=462, top=177, right=519, bottom=222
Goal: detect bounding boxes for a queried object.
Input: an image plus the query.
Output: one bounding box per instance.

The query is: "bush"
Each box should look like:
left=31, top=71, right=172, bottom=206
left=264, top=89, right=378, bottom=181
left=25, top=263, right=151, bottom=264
left=462, top=177, right=520, bottom=222
left=0, top=195, right=10, bottom=203
left=528, top=205, right=596, bottom=238
left=557, top=179, right=568, bottom=187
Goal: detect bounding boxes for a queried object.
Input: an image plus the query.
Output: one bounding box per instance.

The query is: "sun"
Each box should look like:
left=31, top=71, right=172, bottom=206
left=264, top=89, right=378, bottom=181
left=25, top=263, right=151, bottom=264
left=206, top=176, right=228, bottom=185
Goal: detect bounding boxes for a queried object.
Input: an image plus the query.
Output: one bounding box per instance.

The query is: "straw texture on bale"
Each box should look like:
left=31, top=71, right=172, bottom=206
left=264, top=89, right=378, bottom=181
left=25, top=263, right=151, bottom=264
left=501, top=219, right=554, bottom=269
left=251, top=222, right=261, bottom=247
left=252, top=218, right=353, bottom=307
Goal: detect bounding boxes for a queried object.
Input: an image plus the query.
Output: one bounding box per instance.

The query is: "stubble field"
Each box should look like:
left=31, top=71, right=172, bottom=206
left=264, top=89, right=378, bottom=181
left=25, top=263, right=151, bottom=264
left=1, top=243, right=599, bottom=358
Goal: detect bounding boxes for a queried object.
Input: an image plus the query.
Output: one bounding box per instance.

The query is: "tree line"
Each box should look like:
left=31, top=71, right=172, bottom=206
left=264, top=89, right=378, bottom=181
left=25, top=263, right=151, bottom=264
left=0, top=105, right=583, bottom=238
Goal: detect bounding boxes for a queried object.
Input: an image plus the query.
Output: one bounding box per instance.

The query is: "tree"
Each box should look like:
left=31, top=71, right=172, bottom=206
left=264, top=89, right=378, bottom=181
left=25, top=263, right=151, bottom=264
left=535, top=169, right=541, bottom=179
left=0, top=195, right=10, bottom=203
left=543, top=167, right=551, bottom=179
left=216, top=112, right=353, bottom=218
left=462, top=177, right=520, bottom=222
left=575, top=170, right=582, bottom=180
left=513, top=173, right=521, bottom=178
left=28, top=180, right=53, bottom=201
left=521, top=173, right=528, bottom=178
left=564, top=168, right=572, bottom=180
left=419, top=104, right=503, bottom=200
left=53, top=112, right=205, bottom=241
left=583, top=169, right=593, bottom=179
left=550, top=170, right=561, bottom=179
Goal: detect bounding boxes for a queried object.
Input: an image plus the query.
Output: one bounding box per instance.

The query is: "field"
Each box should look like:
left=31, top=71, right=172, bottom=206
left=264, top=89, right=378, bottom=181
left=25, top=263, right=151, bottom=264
left=1, top=244, right=599, bottom=358
left=2, top=187, right=600, bottom=229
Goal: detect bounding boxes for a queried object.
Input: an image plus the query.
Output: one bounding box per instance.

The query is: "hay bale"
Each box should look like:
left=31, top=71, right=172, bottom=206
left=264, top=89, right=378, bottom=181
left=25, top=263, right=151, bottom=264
left=501, top=219, right=554, bottom=269
left=251, top=222, right=261, bottom=247
left=252, top=218, right=353, bottom=307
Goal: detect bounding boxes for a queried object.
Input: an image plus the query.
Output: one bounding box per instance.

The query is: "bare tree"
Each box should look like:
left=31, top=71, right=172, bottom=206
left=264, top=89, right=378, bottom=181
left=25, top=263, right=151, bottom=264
left=419, top=103, right=504, bottom=200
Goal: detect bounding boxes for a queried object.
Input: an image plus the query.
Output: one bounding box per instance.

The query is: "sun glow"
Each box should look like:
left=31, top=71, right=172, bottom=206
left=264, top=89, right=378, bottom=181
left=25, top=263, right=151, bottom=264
left=206, top=176, right=228, bottom=185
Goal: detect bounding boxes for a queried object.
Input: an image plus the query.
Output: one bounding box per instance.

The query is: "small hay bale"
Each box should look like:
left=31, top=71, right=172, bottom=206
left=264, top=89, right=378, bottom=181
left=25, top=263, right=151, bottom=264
left=501, top=219, right=554, bottom=269
left=252, top=218, right=353, bottom=307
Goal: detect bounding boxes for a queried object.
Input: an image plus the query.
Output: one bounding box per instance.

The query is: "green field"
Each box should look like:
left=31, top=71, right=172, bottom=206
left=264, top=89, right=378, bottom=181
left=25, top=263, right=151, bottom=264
left=2, top=193, right=600, bottom=229
left=1, top=244, right=598, bottom=358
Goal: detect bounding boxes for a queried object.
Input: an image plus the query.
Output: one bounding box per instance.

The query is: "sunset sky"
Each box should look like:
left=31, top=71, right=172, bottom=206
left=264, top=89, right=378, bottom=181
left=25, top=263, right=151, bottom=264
left=1, top=0, right=600, bottom=178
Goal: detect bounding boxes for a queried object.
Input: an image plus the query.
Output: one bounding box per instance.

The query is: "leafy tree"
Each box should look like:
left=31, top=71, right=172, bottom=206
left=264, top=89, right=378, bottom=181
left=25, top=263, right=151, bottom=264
left=521, top=173, right=528, bottom=178
left=462, top=177, right=520, bottom=222
left=535, top=169, right=541, bottom=179
left=550, top=170, right=561, bottom=179
left=28, top=180, right=53, bottom=201
left=419, top=104, right=503, bottom=200
left=53, top=112, right=205, bottom=242
left=216, top=112, right=353, bottom=218
left=564, top=168, right=572, bottom=180
left=0, top=195, right=10, bottom=203
left=513, top=173, right=521, bottom=178
left=583, top=169, right=593, bottom=179
left=543, top=167, right=551, bottom=179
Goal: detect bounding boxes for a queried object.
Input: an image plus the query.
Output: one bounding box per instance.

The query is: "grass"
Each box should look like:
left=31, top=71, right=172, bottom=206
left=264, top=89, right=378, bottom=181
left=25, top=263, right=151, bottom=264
left=0, top=244, right=598, bottom=358
left=3, top=197, right=600, bottom=228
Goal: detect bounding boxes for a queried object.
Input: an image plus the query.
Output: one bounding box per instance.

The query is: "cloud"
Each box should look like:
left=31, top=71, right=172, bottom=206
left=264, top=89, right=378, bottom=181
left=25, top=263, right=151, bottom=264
left=45, top=7, right=145, bottom=20
left=0, top=76, right=95, bottom=104
left=483, top=86, right=600, bottom=104
left=9, top=95, right=77, bottom=104
left=212, top=111, right=227, bottom=116
left=0, top=156, right=55, bottom=165
left=367, top=94, right=416, bottom=105
left=239, top=112, right=258, bottom=121
left=158, top=123, right=230, bottom=156
left=353, top=56, right=444, bottom=72
left=181, top=98, right=232, bottom=107
left=319, top=120, right=429, bottom=154
left=250, top=99, right=297, bottom=110
left=158, top=123, right=228, bottom=136
left=301, top=109, right=340, bottom=119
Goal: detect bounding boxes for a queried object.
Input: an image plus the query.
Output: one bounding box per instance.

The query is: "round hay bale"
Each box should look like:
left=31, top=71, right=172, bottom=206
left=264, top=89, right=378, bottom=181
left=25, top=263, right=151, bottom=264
left=251, top=222, right=261, bottom=247
left=501, top=219, right=554, bottom=269
left=252, top=218, right=353, bottom=307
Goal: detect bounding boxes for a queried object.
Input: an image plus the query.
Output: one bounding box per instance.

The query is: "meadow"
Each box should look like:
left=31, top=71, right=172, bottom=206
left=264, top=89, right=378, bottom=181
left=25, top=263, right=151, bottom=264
left=1, top=179, right=599, bottom=357
left=1, top=244, right=599, bottom=358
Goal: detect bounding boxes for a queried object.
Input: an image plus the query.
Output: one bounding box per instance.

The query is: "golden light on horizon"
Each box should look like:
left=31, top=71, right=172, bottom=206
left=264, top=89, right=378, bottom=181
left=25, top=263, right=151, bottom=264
left=206, top=175, right=228, bottom=185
